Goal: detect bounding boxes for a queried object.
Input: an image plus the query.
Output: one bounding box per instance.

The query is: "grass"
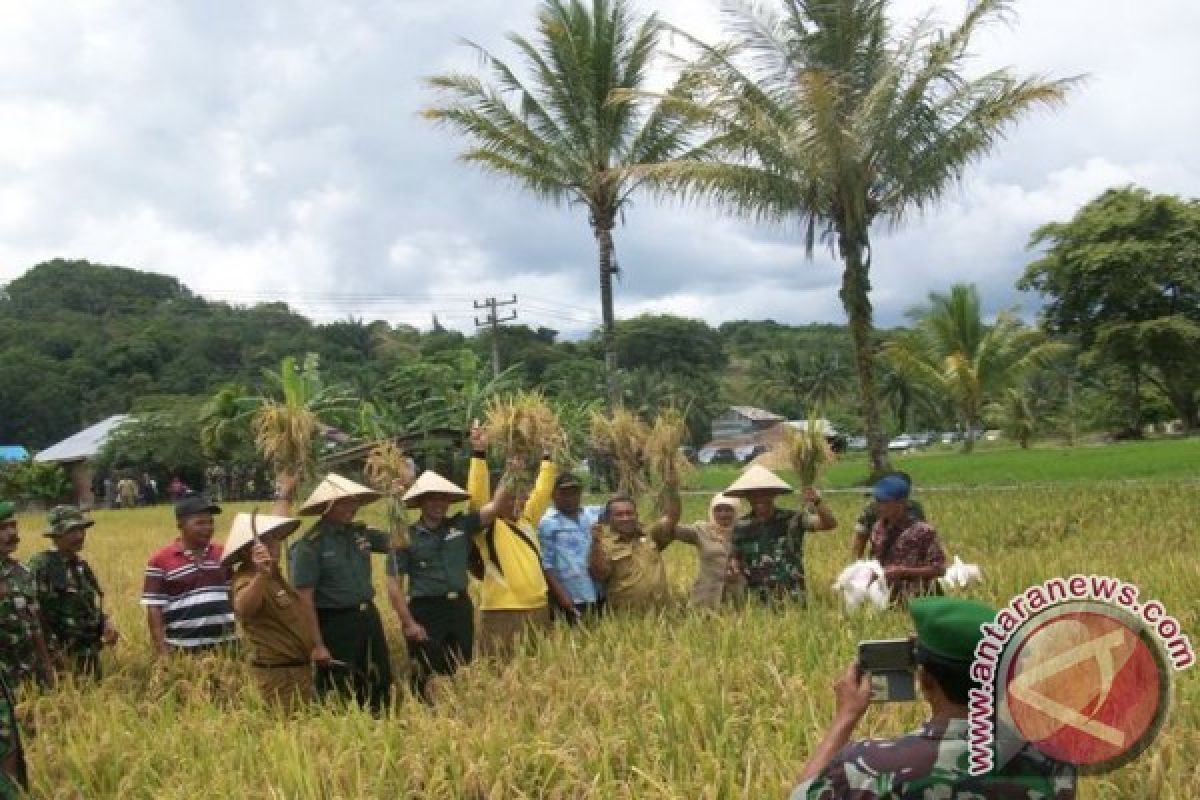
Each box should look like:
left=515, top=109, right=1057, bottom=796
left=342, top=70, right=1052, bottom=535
left=7, top=474, right=1200, bottom=798
left=688, top=437, right=1200, bottom=490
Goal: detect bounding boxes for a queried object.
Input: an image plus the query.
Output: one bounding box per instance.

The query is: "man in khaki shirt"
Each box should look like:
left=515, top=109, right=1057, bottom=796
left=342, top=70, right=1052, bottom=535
left=589, top=492, right=681, bottom=612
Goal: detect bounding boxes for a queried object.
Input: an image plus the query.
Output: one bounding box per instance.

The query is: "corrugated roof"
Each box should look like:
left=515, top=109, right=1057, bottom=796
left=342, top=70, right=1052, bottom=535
left=35, top=415, right=130, bottom=463
left=727, top=405, right=785, bottom=422
left=0, top=446, right=29, bottom=462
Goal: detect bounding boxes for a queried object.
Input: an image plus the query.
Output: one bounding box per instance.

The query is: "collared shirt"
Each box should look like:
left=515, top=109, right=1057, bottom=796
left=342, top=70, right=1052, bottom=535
left=869, top=514, right=947, bottom=604
left=230, top=566, right=313, bottom=667
left=597, top=521, right=674, bottom=611
left=289, top=520, right=391, bottom=610
left=0, top=558, right=43, bottom=685
left=538, top=504, right=605, bottom=604
left=388, top=512, right=483, bottom=598
left=467, top=456, right=554, bottom=611
left=141, top=540, right=237, bottom=649
left=27, top=550, right=104, bottom=652
left=733, top=508, right=818, bottom=594
left=790, top=717, right=1077, bottom=799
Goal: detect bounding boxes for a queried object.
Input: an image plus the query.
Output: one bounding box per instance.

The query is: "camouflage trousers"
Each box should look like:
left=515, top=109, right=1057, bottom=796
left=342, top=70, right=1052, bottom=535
left=0, top=678, right=26, bottom=799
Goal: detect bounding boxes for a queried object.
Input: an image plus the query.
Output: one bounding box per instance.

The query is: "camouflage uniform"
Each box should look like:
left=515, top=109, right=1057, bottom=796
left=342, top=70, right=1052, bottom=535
left=732, top=508, right=817, bottom=604
left=27, top=550, right=106, bottom=678
left=0, top=558, right=45, bottom=688
left=790, top=717, right=1077, bottom=799
left=0, top=672, right=27, bottom=799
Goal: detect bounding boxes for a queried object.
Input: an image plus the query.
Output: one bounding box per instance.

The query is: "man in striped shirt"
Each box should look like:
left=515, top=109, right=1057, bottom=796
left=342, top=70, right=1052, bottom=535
left=141, top=494, right=237, bottom=656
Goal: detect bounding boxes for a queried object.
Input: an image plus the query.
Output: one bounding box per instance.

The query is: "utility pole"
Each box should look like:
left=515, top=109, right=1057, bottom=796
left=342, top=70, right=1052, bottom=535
left=474, top=295, right=517, bottom=378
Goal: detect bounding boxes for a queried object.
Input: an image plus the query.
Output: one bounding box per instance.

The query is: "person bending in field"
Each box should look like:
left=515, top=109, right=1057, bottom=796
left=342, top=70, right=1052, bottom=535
left=142, top=494, right=238, bottom=657
left=464, top=422, right=563, bottom=660
left=28, top=506, right=119, bottom=680
left=587, top=491, right=682, bottom=613
left=790, top=597, right=1076, bottom=799
left=224, top=478, right=314, bottom=712
left=866, top=475, right=946, bottom=606
left=851, top=470, right=925, bottom=561
left=387, top=463, right=511, bottom=702
left=723, top=466, right=837, bottom=607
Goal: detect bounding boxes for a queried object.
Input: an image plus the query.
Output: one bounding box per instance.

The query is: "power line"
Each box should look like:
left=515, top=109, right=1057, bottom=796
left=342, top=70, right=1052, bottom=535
left=474, top=295, right=518, bottom=377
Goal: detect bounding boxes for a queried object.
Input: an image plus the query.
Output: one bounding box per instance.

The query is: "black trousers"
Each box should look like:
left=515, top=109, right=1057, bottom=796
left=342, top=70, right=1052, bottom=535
left=316, top=603, right=392, bottom=714
left=407, top=595, right=474, bottom=699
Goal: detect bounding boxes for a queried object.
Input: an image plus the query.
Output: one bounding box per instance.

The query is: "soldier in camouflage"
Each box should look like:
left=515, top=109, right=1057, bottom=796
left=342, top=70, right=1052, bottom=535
left=0, top=672, right=27, bottom=800
left=723, top=466, right=837, bottom=606
left=28, top=506, right=118, bottom=679
left=0, top=501, right=55, bottom=691
left=790, top=597, right=1076, bottom=799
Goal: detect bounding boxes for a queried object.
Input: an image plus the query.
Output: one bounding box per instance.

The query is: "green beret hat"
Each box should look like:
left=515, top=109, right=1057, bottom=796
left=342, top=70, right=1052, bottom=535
left=0, top=501, right=14, bottom=523
left=44, top=505, right=95, bottom=537
left=910, top=596, right=996, bottom=663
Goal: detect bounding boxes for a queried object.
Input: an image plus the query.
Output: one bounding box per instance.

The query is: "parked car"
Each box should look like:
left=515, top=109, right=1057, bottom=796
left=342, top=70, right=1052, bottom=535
left=846, top=436, right=868, bottom=451
left=888, top=434, right=918, bottom=452
left=941, top=431, right=959, bottom=444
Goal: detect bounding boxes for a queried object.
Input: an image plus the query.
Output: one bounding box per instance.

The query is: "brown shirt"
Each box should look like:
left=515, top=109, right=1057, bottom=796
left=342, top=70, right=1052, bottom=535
left=675, top=523, right=741, bottom=608
left=231, top=567, right=313, bottom=667
left=598, top=521, right=673, bottom=612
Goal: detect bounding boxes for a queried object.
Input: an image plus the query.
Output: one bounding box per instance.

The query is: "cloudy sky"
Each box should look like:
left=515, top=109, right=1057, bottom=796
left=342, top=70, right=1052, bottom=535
left=1, top=1, right=1197, bottom=337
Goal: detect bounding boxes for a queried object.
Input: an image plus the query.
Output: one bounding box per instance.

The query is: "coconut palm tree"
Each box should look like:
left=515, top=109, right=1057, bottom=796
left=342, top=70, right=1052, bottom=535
left=640, top=0, right=1075, bottom=476
left=423, top=0, right=701, bottom=410
left=883, top=284, right=1066, bottom=452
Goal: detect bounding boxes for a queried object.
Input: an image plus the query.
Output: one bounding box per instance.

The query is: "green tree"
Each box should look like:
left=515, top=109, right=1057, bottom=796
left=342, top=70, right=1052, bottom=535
left=1021, top=187, right=1200, bottom=433
left=644, top=0, right=1073, bottom=476
left=613, top=314, right=726, bottom=378
left=883, top=284, right=1064, bottom=451
left=423, top=0, right=701, bottom=409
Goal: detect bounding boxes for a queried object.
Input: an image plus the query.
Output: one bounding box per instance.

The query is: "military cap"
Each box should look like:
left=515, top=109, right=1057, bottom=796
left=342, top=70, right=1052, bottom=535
left=44, top=505, right=96, bottom=537
left=909, top=596, right=996, bottom=664
left=0, top=500, right=14, bottom=523
left=873, top=474, right=911, bottom=502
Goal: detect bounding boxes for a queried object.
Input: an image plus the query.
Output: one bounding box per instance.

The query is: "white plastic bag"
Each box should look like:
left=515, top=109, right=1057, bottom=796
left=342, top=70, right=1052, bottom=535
left=833, top=560, right=889, bottom=610
left=940, top=555, right=983, bottom=590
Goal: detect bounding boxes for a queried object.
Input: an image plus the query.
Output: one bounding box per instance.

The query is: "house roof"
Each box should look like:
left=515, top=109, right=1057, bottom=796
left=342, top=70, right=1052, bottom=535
left=35, top=415, right=130, bottom=464
left=727, top=405, right=785, bottom=422
left=786, top=418, right=837, bottom=436
left=0, top=446, right=29, bottom=462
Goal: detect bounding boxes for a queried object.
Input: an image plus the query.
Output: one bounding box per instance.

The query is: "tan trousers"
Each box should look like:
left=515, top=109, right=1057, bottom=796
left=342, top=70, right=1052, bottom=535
left=478, top=607, right=552, bottom=660
left=250, top=665, right=314, bottom=713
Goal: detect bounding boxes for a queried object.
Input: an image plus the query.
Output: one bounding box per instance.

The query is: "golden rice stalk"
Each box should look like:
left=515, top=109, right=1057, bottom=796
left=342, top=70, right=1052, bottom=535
left=644, top=408, right=692, bottom=511
left=589, top=408, right=650, bottom=497
left=484, top=390, right=569, bottom=469
left=252, top=402, right=318, bottom=479
left=776, top=409, right=835, bottom=488
left=363, top=439, right=414, bottom=548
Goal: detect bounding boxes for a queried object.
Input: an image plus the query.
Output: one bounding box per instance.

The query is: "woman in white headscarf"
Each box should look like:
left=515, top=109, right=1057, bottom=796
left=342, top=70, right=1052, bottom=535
left=674, top=494, right=746, bottom=609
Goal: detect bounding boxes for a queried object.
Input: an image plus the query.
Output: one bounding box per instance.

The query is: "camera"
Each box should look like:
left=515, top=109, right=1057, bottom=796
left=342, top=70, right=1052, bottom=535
left=857, top=638, right=917, bottom=703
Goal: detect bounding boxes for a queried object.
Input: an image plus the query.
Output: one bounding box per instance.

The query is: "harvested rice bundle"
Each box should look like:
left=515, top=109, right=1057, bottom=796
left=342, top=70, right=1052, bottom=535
left=485, top=390, right=569, bottom=485
left=589, top=408, right=650, bottom=497
left=776, top=409, right=835, bottom=488
left=363, top=438, right=415, bottom=547
left=253, top=402, right=319, bottom=480
left=644, top=407, right=692, bottom=512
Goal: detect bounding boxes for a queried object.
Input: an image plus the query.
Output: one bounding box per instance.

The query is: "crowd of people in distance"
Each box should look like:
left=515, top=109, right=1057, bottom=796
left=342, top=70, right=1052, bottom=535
left=0, top=421, right=1077, bottom=799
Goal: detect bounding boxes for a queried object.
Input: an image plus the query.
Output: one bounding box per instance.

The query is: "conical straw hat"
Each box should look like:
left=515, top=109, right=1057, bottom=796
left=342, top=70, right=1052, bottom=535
left=298, top=473, right=382, bottom=516
left=723, top=464, right=794, bottom=497
left=402, top=470, right=469, bottom=507
left=221, top=512, right=303, bottom=566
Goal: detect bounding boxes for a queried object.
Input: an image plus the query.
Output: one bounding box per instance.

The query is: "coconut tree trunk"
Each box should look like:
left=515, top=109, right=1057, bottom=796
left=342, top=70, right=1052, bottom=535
left=593, top=219, right=621, bottom=412
left=838, top=235, right=891, bottom=479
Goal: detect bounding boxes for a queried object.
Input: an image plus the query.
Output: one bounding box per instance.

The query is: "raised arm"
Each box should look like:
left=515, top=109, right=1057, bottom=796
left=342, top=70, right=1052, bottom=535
left=466, top=420, right=491, bottom=510
left=803, top=487, right=837, bottom=532
left=521, top=456, right=558, bottom=527
left=478, top=456, right=522, bottom=528
left=648, top=488, right=683, bottom=550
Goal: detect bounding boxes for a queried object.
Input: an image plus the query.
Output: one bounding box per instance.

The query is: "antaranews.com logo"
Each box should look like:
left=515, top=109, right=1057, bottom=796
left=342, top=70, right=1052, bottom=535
left=968, top=575, right=1194, bottom=776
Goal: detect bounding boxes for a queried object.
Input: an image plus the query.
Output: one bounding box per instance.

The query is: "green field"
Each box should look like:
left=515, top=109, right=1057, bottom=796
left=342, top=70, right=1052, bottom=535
left=7, top=444, right=1200, bottom=798
left=688, top=437, right=1200, bottom=490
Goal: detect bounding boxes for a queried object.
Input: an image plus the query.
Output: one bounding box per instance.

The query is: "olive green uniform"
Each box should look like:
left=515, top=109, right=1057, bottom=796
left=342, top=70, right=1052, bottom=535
left=0, top=673, right=26, bottom=800
left=289, top=520, right=393, bottom=713
left=388, top=512, right=482, bottom=697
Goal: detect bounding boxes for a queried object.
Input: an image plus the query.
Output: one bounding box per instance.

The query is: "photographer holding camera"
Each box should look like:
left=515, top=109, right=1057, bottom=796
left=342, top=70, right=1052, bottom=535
left=790, top=597, right=1077, bottom=799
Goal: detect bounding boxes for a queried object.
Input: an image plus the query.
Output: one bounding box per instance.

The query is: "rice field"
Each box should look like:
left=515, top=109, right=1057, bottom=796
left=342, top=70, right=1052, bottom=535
left=9, top=479, right=1199, bottom=798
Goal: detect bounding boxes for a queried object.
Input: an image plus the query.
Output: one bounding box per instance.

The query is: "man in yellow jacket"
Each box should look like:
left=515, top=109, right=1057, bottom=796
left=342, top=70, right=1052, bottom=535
left=466, top=423, right=567, bottom=659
